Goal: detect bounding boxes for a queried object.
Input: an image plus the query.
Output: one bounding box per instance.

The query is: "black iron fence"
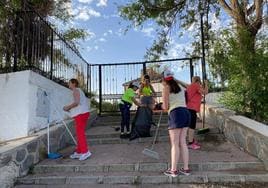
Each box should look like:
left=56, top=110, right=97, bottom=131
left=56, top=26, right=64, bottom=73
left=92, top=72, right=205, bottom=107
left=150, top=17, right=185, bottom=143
left=0, top=1, right=89, bottom=90
left=0, top=1, right=224, bottom=115
left=90, top=58, right=206, bottom=114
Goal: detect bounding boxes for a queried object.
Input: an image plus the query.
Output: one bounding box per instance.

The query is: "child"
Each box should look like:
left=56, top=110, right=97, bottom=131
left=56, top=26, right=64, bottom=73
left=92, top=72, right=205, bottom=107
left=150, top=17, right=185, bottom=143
left=119, top=81, right=141, bottom=138
left=63, top=78, right=91, bottom=161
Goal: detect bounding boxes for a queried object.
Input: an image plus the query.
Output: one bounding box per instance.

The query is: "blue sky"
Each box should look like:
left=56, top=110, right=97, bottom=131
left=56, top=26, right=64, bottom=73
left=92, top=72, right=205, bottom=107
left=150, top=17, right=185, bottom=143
left=55, top=0, right=230, bottom=92
left=70, top=0, right=156, bottom=64
left=54, top=0, right=268, bottom=95
left=64, top=0, right=203, bottom=64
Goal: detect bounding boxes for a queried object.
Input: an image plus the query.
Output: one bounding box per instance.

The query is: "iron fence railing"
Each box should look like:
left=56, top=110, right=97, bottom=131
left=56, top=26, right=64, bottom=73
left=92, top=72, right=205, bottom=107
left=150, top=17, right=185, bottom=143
left=0, top=1, right=89, bottom=90
left=89, top=58, right=204, bottom=114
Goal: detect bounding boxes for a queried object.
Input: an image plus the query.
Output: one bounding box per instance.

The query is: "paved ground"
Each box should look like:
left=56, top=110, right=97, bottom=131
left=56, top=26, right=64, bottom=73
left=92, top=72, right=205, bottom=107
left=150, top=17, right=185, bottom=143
left=15, top=115, right=268, bottom=187
left=35, top=120, right=260, bottom=166
left=38, top=140, right=260, bottom=166
left=15, top=183, right=268, bottom=188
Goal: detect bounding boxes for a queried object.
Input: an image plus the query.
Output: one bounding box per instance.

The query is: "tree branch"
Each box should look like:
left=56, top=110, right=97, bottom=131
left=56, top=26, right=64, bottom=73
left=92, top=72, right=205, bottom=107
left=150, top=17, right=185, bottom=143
left=251, top=0, right=263, bottom=34
left=247, top=3, right=256, bottom=15
left=218, top=0, right=236, bottom=18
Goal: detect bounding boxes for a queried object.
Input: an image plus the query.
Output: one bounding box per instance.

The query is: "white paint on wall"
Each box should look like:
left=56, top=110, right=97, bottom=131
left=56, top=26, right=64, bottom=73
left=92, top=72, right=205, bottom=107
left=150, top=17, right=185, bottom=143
left=0, top=71, right=30, bottom=141
left=0, top=70, right=82, bottom=142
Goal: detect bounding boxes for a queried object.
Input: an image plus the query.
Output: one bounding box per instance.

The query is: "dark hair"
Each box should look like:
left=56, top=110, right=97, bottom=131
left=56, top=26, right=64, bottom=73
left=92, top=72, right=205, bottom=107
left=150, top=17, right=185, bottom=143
left=128, top=82, right=137, bottom=89
left=144, top=74, right=150, bottom=80
left=142, top=74, right=151, bottom=83
left=164, top=79, right=181, bottom=94
left=69, top=78, right=79, bottom=87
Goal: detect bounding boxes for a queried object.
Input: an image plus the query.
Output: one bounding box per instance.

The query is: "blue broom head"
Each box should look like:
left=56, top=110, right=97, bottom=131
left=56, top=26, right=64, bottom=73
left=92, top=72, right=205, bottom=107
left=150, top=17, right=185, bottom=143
left=48, top=152, right=62, bottom=159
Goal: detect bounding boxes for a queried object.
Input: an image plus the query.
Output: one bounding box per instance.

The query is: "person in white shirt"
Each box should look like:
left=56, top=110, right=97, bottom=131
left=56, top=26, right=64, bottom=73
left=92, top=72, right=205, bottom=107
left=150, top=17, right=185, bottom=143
left=161, top=70, right=191, bottom=177
left=63, top=78, right=91, bottom=161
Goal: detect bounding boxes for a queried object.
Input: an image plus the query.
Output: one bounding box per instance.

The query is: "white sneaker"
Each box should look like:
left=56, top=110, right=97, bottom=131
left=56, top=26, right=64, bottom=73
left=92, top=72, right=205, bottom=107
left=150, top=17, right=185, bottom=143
left=79, top=151, right=92, bottom=161
left=70, top=152, right=81, bottom=159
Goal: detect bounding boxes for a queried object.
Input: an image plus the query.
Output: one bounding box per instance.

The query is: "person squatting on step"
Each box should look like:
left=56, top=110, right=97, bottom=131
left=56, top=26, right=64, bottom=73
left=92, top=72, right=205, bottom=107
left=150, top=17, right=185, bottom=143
left=177, top=76, right=208, bottom=150
left=119, top=81, right=142, bottom=139
left=139, top=74, right=156, bottom=110
left=63, top=78, right=91, bottom=161
left=161, top=70, right=191, bottom=178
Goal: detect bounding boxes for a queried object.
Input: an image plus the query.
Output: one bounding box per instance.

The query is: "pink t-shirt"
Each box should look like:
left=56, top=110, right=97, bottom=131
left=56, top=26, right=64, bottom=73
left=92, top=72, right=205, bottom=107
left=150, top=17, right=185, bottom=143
left=186, top=83, right=202, bottom=112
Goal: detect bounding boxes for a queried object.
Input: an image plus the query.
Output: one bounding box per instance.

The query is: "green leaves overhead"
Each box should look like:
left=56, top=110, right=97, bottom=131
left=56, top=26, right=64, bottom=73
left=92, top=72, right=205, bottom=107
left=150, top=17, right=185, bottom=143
left=119, top=0, right=221, bottom=60
left=119, top=0, right=268, bottom=123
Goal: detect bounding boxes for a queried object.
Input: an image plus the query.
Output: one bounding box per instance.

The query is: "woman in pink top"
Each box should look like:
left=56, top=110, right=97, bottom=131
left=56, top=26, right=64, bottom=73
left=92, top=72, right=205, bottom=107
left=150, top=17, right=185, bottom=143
left=179, top=76, right=208, bottom=150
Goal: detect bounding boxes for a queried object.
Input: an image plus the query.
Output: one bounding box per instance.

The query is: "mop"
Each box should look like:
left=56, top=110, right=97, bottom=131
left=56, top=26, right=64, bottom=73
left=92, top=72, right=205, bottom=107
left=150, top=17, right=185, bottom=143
left=47, top=116, right=62, bottom=159
left=142, top=110, right=163, bottom=159
left=44, top=91, right=77, bottom=159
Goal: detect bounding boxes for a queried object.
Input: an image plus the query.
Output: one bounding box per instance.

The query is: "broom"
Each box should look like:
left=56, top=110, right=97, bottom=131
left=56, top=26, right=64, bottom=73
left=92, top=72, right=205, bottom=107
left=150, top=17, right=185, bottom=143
left=44, top=91, right=77, bottom=159
left=197, top=15, right=210, bottom=135
left=47, top=118, right=62, bottom=159
left=142, top=110, right=162, bottom=159
left=197, top=91, right=210, bottom=135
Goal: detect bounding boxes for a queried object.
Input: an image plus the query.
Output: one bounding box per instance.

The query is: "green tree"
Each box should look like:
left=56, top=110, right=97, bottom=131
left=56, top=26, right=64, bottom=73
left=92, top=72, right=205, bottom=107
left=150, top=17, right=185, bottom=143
left=120, top=0, right=265, bottom=58
left=0, top=0, right=88, bottom=70
left=119, top=0, right=268, bottom=123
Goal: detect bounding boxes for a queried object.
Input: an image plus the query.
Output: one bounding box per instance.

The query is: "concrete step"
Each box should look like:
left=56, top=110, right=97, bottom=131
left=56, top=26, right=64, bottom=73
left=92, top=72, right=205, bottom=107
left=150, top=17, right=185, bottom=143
left=17, top=170, right=268, bottom=185
left=97, top=113, right=168, bottom=121
left=87, top=134, right=225, bottom=145
left=86, top=127, right=220, bottom=140
left=93, top=119, right=170, bottom=127
left=14, top=183, right=268, bottom=188
left=93, top=121, right=168, bottom=127
left=92, top=115, right=170, bottom=127
left=32, top=161, right=265, bottom=174
left=32, top=142, right=262, bottom=170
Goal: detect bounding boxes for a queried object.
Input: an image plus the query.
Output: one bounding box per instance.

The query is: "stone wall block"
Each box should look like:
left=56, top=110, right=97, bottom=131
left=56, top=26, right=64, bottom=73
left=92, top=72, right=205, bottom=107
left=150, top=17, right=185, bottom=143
left=27, top=141, right=38, bottom=153
left=247, top=136, right=259, bottom=156
left=0, top=162, right=19, bottom=188
left=15, top=149, right=27, bottom=163
left=20, top=154, right=34, bottom=175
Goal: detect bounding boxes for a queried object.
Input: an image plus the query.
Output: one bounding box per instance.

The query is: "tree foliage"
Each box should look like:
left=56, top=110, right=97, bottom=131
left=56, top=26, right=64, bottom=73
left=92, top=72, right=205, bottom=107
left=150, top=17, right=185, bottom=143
left=119, top=0, right=268, bottom=123
left=0, top=0, right=87, bottom=72
left=119, top=0, right=219, bottom=60
left=120, top=0, right=265, bottom=58
left=216, top=29, right=268, bottom=123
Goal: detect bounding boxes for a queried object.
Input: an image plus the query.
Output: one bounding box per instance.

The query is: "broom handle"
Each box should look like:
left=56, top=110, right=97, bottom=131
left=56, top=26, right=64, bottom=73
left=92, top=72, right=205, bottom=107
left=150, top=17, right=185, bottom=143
left=151, top=110, right=163, bottom=150
left=59, top=118, right=77, bottom=145
left=53, top=105, right=77, bottom=145
left=202, top=95, right=206, bottom=129
left=47, top=119, right=50, bottom=154
left=45, top=92, right=77, bottom=145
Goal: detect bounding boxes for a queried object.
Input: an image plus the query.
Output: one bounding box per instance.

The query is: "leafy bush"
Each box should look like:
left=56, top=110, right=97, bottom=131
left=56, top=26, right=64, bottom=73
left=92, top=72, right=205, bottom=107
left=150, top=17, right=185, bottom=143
left=215, top=29, right=268, bottom=124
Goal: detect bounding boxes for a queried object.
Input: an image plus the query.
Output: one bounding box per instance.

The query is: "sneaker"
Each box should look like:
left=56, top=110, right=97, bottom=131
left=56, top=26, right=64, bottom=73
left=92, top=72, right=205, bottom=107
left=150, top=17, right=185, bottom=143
left=193, top=139, right=201, bottom=147
left=70, top=152, right=81, bottom=159
left=126, top=131, right=131, bottom=138
left=179, top=168, right=191, bottom=176
left=163, top=169, right=178, bottom=177
left=188, top=143, right=201, bottom=150
left=78, top=151, right=92, bottom=161
left=120, top=133, right=128, bottom=139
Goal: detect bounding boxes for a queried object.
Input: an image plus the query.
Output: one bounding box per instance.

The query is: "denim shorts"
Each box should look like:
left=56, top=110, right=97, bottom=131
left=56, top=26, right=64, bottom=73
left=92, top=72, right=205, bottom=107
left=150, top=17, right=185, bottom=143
left=168, top=107, right=191, bottom=129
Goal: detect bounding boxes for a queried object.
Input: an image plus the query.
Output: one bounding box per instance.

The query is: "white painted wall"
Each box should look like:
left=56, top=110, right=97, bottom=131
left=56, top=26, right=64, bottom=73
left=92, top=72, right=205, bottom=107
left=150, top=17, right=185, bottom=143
left=0, top=70, right=79, bottom=142
left=0, top=71, right=30, bottom=141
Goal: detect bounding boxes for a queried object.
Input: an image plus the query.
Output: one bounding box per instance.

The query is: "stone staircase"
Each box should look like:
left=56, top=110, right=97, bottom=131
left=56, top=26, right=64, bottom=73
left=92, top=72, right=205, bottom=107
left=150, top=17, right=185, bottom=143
left=16, top=114, right=268, bottom=187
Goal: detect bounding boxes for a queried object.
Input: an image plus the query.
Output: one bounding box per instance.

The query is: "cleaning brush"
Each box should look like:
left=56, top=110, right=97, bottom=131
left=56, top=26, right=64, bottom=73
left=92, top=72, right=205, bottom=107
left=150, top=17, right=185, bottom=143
left=142, top=110, right=163, bottom=159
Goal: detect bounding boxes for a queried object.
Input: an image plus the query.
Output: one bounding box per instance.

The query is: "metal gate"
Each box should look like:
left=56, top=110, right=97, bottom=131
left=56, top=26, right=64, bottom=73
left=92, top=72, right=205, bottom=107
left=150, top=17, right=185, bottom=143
left=89, top=57, right=204, bottom=115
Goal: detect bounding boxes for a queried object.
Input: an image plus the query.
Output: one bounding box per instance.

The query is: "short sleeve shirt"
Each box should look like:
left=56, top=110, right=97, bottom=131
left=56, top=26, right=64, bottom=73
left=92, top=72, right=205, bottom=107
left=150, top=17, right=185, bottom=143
left=141, top=86, right=152, bottom=96
left=122, top=88, right=135, bottom=104
left=186, top=83, right=202, bottom=112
